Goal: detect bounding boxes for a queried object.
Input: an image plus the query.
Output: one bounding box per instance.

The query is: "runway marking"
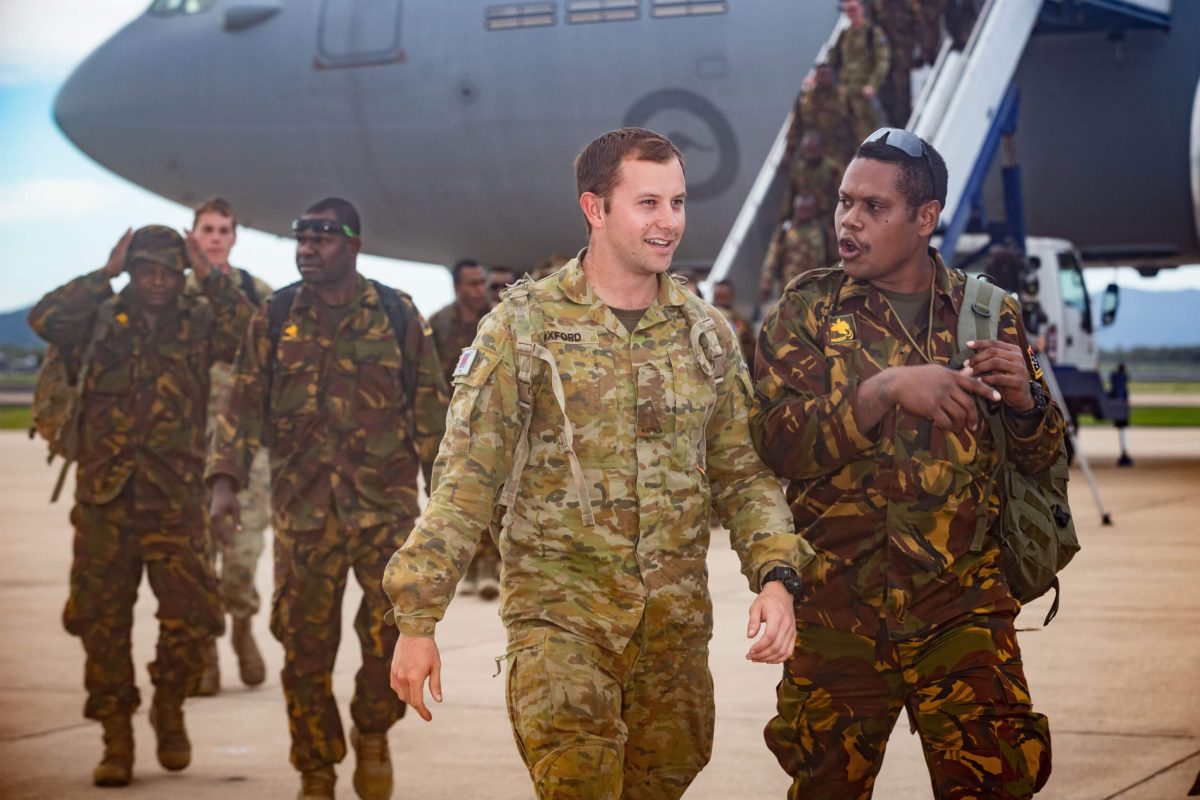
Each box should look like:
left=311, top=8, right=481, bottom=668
left=1101, top=747, right=1200, bottom=799
left=1, top=721, right=92, bottom=743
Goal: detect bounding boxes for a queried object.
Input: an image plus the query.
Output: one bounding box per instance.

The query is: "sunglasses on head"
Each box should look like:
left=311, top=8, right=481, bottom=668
left=291, top=218, right=359, bottom=238
left=862, top=127, right=938, bottom=197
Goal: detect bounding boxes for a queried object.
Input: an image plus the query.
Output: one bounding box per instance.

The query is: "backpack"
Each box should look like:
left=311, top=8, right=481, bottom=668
left=495, top=275, right=727, bottom=528
left=957, top=276, right=1080, bottom=625
left=264, top=279, right=418, bottom=439
left=29, top=305, right=113, bottom=502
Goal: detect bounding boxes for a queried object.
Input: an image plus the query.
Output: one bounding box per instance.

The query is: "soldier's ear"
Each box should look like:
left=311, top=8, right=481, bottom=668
left=579, top=192, right=605, bottom=230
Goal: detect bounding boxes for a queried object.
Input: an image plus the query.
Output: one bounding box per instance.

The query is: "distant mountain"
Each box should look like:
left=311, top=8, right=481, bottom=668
left=0, top=306, right=43, bottom=351
left=1093, top=288, right=1200, bottom=349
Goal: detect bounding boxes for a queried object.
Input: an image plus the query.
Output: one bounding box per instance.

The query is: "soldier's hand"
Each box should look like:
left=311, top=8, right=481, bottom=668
left=886, top=364, right=999, bottom=433
left=862, top=84, right=877, bottom=98
left=965, top=339, right=1034, bottom=412
left=390, top=634, right=442, bottom=721
left=183, top=228, right=214, bottom=281
left=745, top=582, right=797, bottom=664
left=104, top=229, right=133, bottom=278
left=209, top=475, right=242, bottom=547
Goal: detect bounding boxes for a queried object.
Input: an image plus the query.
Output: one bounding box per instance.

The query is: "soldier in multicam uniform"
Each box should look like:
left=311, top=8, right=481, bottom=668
left=207, top=198, right=447, bottom=800
left=385, top=128, right=811, bottom=799
left=761, top=193, right=836, bottom=304
left=711, top=279, right=756, bottom=367
left=184, top=197, right=272, bottom=696
left=829, top=0, right=892, bottom=142
left=428, top=258, right=501, bottom=600
left=29, top=225, right=253, bottom=787
left=752, top=128, right=1060, bottom=799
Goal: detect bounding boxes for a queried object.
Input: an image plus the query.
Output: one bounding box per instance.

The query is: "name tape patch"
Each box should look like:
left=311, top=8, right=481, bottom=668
left=544, top=329, right=598, bottom=344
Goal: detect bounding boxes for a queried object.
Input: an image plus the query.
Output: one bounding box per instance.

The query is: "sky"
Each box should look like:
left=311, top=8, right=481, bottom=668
left=1, top=0, right=1199, bottom=317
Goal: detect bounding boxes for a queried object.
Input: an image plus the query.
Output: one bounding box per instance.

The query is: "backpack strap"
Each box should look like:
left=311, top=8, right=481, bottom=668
left=958, top=275, right=1006, bottom=553
left=50, top=303, right=114, bottom=502
left=497, top=278, right=595, bottom=527
left=369, top=280, right=419, bottom=441
left=237, top=268, right=261, bottom=307
left=677, top=295, right=729, bottom=471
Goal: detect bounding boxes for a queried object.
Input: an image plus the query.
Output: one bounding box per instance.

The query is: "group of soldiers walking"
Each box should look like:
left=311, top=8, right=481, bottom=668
left=34, top=118, right=1061, bottom=800
left=763, top=0, right=980, bottom=307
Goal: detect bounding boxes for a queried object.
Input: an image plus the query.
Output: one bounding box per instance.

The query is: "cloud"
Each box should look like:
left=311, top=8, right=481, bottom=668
left=0, top=177, right=127, bottom=221
left=0, top=1, right=145, bottom=82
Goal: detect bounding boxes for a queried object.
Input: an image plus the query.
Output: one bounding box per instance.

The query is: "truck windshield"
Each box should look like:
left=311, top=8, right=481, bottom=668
left=1057, top=251, right=1093, bottom=333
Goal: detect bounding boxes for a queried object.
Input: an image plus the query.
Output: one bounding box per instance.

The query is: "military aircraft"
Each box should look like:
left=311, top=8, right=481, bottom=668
left=53, top=0, right=1200, bottom=276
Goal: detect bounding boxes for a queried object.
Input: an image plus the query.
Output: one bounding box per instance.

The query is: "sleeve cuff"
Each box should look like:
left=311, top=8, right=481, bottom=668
left=388, top=612, right=436, bottom=637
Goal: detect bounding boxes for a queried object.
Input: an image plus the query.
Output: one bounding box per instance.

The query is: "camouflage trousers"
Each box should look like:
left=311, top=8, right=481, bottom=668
left=212, top=447, right=270, bottom=619
left=765, top=614, right=1051, bottom=799
left=845, top=88, right=884, bottom=143
left=503, top=614, right=715, bottom=800
left=270, top=512, right=410, bottom=772
left=64, top=488, right=223, bottom=721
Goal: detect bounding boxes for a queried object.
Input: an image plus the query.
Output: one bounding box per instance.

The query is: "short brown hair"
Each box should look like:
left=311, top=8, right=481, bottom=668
left=574, top=128, right=684, bottom=231
left=192, top=196, right=237, bottom=229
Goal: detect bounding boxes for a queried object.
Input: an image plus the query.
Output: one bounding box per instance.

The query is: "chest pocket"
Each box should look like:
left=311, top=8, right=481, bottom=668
left=88, top=335, right=134, bottom=396
left=537, top=341, right=617, bottom=468
left=351, top=335, right=404, bottom=428
left=271, top=339, right=321, bottom=419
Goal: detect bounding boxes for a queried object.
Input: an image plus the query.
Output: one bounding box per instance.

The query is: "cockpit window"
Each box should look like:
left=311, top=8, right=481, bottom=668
left=148, top=0, right=214, bottom=15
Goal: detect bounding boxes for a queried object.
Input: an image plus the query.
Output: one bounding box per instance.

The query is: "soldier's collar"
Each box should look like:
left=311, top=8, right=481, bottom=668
left=291, top=273, right=374, bottom=312
left=840, top=247, right=956, bottom=309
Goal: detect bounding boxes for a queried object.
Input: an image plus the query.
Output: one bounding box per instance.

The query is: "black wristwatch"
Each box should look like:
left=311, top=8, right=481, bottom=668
left=1008, top=380, right=1047, bottom=419
left=763, top=566, right=804, bottom=602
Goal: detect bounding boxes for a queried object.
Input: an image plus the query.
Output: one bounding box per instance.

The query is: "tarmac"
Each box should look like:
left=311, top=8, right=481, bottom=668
left=0, top=426, right=1197, bottom=799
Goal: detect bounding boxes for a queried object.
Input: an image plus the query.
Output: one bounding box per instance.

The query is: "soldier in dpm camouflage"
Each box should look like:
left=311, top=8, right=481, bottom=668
left=28, top=225, right=254, bottom=787
left=829, top=0, right=893, bottom=142
left=428, top=257, right=501, bottom=601
left=385, top=128, right=812, bottom=800
left=185, top=196, right=273, bottom=696
left=761, top=192, right=837, bottom=304
left=751, top=129, right=1062, bottom=799
left=207, top=198, right=447, bottom=800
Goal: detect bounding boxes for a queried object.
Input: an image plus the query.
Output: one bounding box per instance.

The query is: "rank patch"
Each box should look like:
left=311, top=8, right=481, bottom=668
left=453, top=347, right=479, bottom=378
left=829, top=315, right=857, bottom=344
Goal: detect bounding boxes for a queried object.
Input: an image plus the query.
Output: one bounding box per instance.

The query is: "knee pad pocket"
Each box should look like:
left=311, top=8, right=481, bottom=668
left=534, top=742, right=622, bottom=799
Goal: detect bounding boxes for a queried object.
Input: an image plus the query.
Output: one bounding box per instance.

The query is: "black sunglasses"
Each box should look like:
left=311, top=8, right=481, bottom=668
left=862, top=127, right=938, bottom=199
left=291, top=218, right=359, bottom=238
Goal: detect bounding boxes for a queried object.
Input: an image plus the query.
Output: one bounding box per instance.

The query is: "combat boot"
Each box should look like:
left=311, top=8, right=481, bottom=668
left=92, top=715, right=134, bottom=787
left=350, top=726, right=393, bottom=800
left=297, top=765, right=336, bottom=799
left=231, top=616, right=266, bottom=686
left=476, top=554, right=500, bottom=602
left=192, top=637, right=220, bottom=696
left=149, top=689, right=191, bottom=771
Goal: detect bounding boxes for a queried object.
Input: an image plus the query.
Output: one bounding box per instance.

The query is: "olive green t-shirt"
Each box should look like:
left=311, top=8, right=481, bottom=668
left=609, top=306, right=649, bottom=333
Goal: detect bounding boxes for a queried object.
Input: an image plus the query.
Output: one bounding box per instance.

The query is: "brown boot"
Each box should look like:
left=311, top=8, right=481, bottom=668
left=191, top=637, right=220, bottom=697
left=350, top=726, right=393, bottom=800
left=92, top=715, right=133, bottom=787
left=149, top=689, right=190, bottom=771
left=297, top=765, right=336, bottom=799
left=231, top=616, right=266, bottom=686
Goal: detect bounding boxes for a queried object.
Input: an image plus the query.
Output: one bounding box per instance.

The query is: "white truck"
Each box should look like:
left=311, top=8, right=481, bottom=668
left=950, top=234, right=1128, bottom=429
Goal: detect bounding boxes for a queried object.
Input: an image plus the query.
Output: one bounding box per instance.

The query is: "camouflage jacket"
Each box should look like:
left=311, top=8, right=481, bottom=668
left=784, top=156, right=844, bottom=223
left=762, top=220, right=836, bottom=297
left=206, top=274, right=448, bottom=531
left=384, top=255, right=810, bottom=652
left=798, top=86, right=859, bottom=168
left=719, top=307, right=757, bottom=368
left=29, top=268, right=253, bottom=509
left=831, top=23, right=892, bottom=91
left=429, top=301, right=488, bottom=390
left=751, top=251, right=1065, bottom=640
left=185, top=266, right=273, bottom=435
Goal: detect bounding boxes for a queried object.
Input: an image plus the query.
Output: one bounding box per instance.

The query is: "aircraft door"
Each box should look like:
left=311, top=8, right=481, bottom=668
left=317, top=0, right=404, bottom=68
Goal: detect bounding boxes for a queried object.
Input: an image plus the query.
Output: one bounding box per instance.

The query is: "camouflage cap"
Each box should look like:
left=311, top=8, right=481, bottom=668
left=127, top=225, right=189, bottom=273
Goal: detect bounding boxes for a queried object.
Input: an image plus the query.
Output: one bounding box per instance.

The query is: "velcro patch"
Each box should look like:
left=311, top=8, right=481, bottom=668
left=544, top=329, right=599, bottom=344
left=829, top=315, right=857, bottom=344
left=452, top=348, right=479, bottom=378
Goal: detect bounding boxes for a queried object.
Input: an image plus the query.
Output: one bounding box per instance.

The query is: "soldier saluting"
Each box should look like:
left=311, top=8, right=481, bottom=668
left=384, top=127, right=812, bottom=798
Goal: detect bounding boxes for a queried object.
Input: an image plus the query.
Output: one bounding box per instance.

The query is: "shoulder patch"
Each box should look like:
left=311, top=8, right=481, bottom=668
left=452, top=347, right=479, bottom=378
left=829, top=314, right=857, bottom=344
